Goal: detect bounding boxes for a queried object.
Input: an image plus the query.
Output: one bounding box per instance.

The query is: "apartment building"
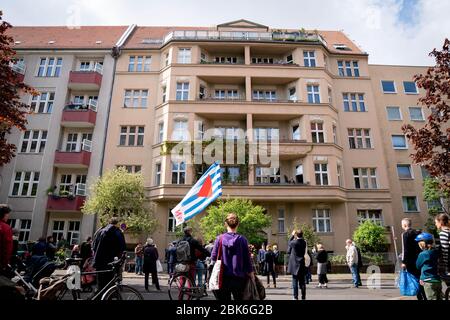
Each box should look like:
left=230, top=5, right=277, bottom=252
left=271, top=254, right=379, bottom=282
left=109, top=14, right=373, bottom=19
left=2, top=20, right=432, bottom=256
left=0, top=26, right=131, bottom=245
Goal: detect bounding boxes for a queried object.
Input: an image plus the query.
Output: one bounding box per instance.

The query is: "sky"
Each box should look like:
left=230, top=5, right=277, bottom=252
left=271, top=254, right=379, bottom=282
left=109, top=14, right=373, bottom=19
left=1, top=0, right=449, bottom=66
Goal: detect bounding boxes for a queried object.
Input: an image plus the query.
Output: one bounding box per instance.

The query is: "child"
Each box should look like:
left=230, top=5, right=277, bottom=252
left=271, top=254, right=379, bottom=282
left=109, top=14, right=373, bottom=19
left=415, top=232, right=442, bottom=300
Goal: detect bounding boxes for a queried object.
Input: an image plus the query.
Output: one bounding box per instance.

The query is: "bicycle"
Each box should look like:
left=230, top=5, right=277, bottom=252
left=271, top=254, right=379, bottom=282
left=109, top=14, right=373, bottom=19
left=58, top=253, right=143, bottom=300
left=168, top=263, right=210, bottom=300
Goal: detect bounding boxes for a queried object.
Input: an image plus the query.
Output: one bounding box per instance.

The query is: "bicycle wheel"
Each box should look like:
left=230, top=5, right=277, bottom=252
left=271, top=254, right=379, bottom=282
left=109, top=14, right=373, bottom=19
left=102, top=285, right=143, bottom=300
left=168, top=274, right=194, bottom=301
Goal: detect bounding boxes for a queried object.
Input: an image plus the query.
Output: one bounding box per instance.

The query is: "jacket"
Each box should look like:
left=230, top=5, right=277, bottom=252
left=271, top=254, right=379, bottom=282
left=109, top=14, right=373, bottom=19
left=0, top=221, right=13, bottom=270
left=264, top=251, right=276, bottom=273
left=143, top=245, right=159, bottom=273
left=401, top=228, right=422, bottom=275
left=211, top=232, right=253, bottom=278
left=92, top=224, right=126, bottom=268
left=257, top=249, right=266, bottom=263
left=182, top=235, right=210, bottom=263
left=416, top=249, right=440, bottom=282
left=346, top=244, right=358, bottom=266
left=287, top=236, right=306, bottom=275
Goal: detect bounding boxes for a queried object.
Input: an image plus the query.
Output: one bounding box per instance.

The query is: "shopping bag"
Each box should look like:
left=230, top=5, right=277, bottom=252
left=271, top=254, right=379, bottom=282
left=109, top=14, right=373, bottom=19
left=156, top=260, right=163, bottom=273
left=243, top=277, right=259, bottom=300
left=209, top=235, right=224, bottom=291
left=397, top=270, right=419, bottom=296
left=254, top=276, right=266, bottom=300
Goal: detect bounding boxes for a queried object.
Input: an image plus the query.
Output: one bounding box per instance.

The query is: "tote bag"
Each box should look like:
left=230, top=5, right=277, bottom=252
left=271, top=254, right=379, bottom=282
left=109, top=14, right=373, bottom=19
left=156, top=260, right=163, bottom=273
left=397, top=270, right=419, bottom=296
left=209, top=235, right=224, bottom=291
left=304, top=241, right=311, bottom=268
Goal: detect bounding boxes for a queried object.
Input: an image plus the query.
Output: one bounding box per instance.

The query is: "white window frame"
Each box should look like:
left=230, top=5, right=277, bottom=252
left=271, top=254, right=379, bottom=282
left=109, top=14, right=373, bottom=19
left=311, top=122, right=325, bottom=143
left=10, top=171, right=40, bottom=197
left=155, top=163, right=162, bottom=186
left=312, top=209, right=332, bottom=233
left=408, top=107, right=424, bottom=121
left=402, top=196, right=420, bottom=213
left=303, top=51, right=316, bottom=67
left=255, top=167, right=280, bottom=184
left=20, top=130, right=47, bottom=153
left=171, top=161, right=186, bottom=184
left=176, top=82, right=190, bottom=101
left=172, top=120, right=188, bottom=141
left=403, top=81, right=418, bottom=95
left=168, top=209, right=176, bottom=232
left=307, top=85, right=321, bottom=104
left=337, top=165, right=342, bottom=187
left=357, top=210, right=384, bottom=226
left=392, top=135, right=408, bottom=150
left=397, top=164, right=414, bottom=180
left=277, top=208, right=286, bottom=234
left=124, top=89, right=148, bottom=108
left=18, top=219, right=32, bottom=244
left=353, top=168, right=378, bottom=189
left=386, top=106, right=402, bottom=121
left=157, top=122, right=164, bottom=143
left=348, top=128, right=372, bottom=149
left=119, top=126, right=145, bottom=146
left=314, top=163, right=329, bottom=186
left=50, top=220, right=81, bottom=245
left=177, top=48, right=192, bottom=64
left=381, top=80, right=397, bottom=94
left=37, top=57, right=63, bottom=77
left=30, top=91, right=55, bottom=113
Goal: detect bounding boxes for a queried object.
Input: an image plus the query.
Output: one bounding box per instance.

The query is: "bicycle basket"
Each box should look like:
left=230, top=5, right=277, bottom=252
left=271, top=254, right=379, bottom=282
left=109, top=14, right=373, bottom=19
left=175, top=263, right=190, bottom=273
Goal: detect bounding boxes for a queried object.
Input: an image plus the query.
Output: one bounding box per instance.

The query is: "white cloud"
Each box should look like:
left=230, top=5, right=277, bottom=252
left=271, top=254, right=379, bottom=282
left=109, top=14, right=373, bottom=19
left=2, top=0, right=449, bottom=65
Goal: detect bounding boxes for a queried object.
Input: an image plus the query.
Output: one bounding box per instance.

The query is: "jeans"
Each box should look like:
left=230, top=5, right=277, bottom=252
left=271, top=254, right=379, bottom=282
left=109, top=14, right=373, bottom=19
left=350, top=264, right=361, bottom=287
left=135, top=256, right=143, bottom=274
left=196, top=260, right=205, bottom=286
left=292, top=267, right=306, bottom=300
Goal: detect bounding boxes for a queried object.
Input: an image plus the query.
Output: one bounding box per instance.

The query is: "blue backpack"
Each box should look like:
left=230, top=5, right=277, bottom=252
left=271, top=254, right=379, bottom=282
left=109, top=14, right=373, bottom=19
left=397, top=270, right=420, bottom=296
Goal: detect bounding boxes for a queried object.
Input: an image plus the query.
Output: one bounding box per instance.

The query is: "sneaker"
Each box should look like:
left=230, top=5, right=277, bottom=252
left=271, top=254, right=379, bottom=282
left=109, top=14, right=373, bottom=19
left=266, top=284, right=270, bottom=288
left=293, top=297, right=298, bottom=300
left=324, top=284, right=328, bottom=288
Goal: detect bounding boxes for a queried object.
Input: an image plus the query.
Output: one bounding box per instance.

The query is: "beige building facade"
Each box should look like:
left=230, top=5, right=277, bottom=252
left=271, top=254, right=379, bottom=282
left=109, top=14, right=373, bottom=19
left=1, top=20, right=432, bottom=257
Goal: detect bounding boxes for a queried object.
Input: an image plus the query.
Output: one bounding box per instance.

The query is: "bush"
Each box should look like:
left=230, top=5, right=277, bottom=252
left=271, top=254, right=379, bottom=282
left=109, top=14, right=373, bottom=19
left=329, top=255, right=347, bottom=265
left=353, top=221, right=388, bottom=253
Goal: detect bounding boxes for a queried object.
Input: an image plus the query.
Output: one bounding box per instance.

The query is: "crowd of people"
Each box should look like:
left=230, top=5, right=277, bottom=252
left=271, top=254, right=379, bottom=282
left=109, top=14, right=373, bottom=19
left=1, top=202, right=449, bottom=301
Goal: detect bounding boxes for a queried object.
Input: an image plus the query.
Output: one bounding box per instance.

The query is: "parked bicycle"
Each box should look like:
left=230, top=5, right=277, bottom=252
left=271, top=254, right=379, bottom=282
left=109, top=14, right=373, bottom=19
left=168, top=263, right=210, bottom=300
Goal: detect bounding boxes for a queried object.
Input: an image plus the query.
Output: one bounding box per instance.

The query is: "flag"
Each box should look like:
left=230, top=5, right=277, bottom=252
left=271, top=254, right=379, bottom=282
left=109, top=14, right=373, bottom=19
left=172, top=162, right=222, bottom=226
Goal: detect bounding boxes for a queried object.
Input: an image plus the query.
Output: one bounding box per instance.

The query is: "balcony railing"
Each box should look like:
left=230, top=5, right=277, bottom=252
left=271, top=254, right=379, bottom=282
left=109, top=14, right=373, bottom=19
left=197, top=94, right=246, bottom=101
left=10, top=62, right=26, bottom=74
left=78, top=62, right=103, bottom=75
left=64, top=99, right=98, bottom=112
left=164, top=30, right=326, bottom=45
left=200, top=59, right=245, bottom=65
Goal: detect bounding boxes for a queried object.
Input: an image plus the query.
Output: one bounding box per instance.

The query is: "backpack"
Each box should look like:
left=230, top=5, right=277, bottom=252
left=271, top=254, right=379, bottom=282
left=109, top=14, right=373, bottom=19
left=175, top=240, right=191, bottom=263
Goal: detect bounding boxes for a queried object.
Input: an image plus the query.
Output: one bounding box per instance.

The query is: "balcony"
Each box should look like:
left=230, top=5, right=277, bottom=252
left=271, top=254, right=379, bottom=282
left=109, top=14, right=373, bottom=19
left=10, top=62, right=26, bottom=82
left=163, top=30, right=326, bottom=45
left=54, top=140, right=92, bottom=168
left=46, top=183, right=87, bottom=212
left=68, top=64, right=103, bottom=90
left=61, top=100, right=98, bottom=128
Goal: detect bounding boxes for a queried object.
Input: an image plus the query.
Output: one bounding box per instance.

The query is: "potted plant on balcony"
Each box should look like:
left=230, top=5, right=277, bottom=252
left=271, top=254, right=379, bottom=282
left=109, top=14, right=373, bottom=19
left=46, top=186, right=55, bottom=196
left=67, top=192, right=75, bottom=200
left=59, top=190, right=69, bottom=198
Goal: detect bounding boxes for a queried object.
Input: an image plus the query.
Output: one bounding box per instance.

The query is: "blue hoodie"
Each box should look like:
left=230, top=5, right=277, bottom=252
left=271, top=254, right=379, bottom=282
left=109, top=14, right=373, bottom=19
left=211, top=232, right=253, bottom=278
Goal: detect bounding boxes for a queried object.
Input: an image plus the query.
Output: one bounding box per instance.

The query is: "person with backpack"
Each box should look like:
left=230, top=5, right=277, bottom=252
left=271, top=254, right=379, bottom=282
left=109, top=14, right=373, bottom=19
left=401, top=218, right=427, bottom=300
left=166, top=242, right=177, bottom=275
left=177, top=226, right=210, bottom=282
left=92, top=217, right=126, bottom=291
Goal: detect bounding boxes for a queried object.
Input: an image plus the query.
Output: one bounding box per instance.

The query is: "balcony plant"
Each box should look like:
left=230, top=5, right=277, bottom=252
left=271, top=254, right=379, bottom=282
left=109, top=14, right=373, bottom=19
left=59, top=190, right=70, bottom=197
left=46, top=186, right=56, bottom=196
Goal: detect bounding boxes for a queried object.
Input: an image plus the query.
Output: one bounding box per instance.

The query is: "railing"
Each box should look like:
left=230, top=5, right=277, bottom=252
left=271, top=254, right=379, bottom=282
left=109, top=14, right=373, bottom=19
left=64, top=99, right=98, bottom=112
left=10, top=62, right=26, bottom=74
left=255, top=181, right=310, bottom=186
left=197, top=94, right=246, bottom=101
left=200, top=59, right=245, bottom=65
left=251, top=61, right=298, bottom=66
left=79, top=62, right=103, bottom=75
left=163, top=30, right=325, bottom=45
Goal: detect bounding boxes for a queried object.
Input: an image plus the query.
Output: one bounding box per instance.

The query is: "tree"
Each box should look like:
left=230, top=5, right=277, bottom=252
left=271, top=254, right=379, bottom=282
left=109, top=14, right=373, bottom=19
left=0, top=11, right=37, bottom=165
left=402, top=38, right=450, bottom=193
left=199, top=198, right=271, bottom=245
left=423, top=177, right=449, bottom=236
left=353, top=221, right=388, bottom=253
left=82, top=167, right=158, bottom=234
left=287, top=217, right=321, bottom=250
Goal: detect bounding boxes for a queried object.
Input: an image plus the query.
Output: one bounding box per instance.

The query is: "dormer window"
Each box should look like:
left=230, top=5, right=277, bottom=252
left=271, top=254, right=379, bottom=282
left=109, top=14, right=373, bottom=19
left=333, top=44, right=351, bottom=51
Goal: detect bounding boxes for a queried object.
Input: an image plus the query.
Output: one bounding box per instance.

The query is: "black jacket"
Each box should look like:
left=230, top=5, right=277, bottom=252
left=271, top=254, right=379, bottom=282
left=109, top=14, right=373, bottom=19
left=143, top=245, right=159, bottom=273
left=182, top=235, right=210, bottom=263
left=92, top=224, right=126, bottom=268
left=402, top=228, right=422, bottom=274
left=316, top=250, right=328, bottom=264
left=287, top=236, right=307, bottom=275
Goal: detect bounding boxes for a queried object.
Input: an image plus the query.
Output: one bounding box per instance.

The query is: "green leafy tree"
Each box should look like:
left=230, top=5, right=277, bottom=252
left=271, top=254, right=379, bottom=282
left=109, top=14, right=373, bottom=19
left=287, top=217, right=321, bottom=249
left=82, top=167, right=158, bottom=234
left=353, top=221, right=388, bottom=253
left=199, top=198, right=271, bottom=245
left=423, top=177, right=449, bottom=236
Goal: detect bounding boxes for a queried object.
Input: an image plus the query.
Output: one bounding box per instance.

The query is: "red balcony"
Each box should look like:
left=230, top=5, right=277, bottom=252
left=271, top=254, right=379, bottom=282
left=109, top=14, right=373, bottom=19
left=61, top=101, right=98, bottom=128
left=68, top=69, right=103, bottom=90
left=46, top=195, right=86, bottom=212
left=54, top=150, right=91, bottom=168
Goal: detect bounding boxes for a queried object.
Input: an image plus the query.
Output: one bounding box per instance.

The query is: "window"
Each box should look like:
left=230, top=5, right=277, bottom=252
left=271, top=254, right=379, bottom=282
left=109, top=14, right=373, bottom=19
left=421, top=166, right=431, bottom=179
left=386, top=107, right=402, bottom=120
left=337, top=60, right=359, bottom=77
left=171, top=161, right=186, bottom=184
left=52, top=220, right=80, bottom=244
left=220, top=167, right=241, bottom=184
left=286, top=54, right=293, bottom=64
left=295, top=164, right=304, bottom=184
left=397, top=164, right=413, bottom=179
left=215, top=90, right=239, bottom=100
left=176, top=82, right=189, bottom=101
left=162, top=86, right=167, bottom=103
left=357, top=210, right=383, bottom=226
left=288, top=87, right=297, bottom=101
left=30, top=92, right=55, bottom=113
left=303, top=51, right=316, bottom=67
left=37, top=57, right=62, bottom=77
left=59, top=174, right=72, bottom=193
left=343, top=93, right=366, bottom=112
left=116, top=165, right=142, bottom=173
left=254, top=128, right=279, bottom=142
left=155, top=163, right=162, bottom=185
left=172, top=120, right=188, bottom=141
left=332, top=125, right=338, bottom=144
left=255, top=167, right=280, bottom=184
left=127, top=55, right=151, bottom=71
left=200, top=52, right=207, bottom=63
left=353, top=168, right=378, bottom=189
left=403, top=81, right=418, bottom=94
left=337, top=165, right=342, bottom=187
left=164, top=53, right=170, bottom=67
left=215, top=127, right=242, bottom=141
left=251, top=57, right=273, bottom=64
left=348, top=128, right=372, bottom=149
left=168, top=209, right=176, bottom=232
left=278, top=208, right=286, bottom=233
left=65, top=133, right=78, bottom=151
left=11, top=171, right=40, bottom=197
left=315, top=163, right=328, bottom=186
left=409, top=107, right=424, bottom=121
left=328, top=87, right=333, bottom=104
left=52, top=221, right=65, bottom=241
left=67, top=221, right=81, bottom=245
left=177, top=48, right=191, bottom=63
left=18, top=220, right=32, bottom=243
left=123, top=89, right=148, bottom=108
left=157, top=122, right=164, bottom=143
left=292, top=125, right=301, bottom=141
left=252, top=90, right=277, bottom=101
left=392, top=135, right=407, bottom=149
left=119, top=126, right=145, bottom=146
left=216, top=56, right=238, bottom=64
left=307, top=85, right=320, bottom=104
left=427, top=199, right=443, bottom=212
left=311, top=122, right=325, bottom=143
left=313, top=209, right=332, bottom=233
left=403, top=196, right=419, bottom=212
left=20, top=130, right=47, bottom=153
left=381, top=81, right=396, bottom=93
left=79, top=61, right=91, bottom=71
